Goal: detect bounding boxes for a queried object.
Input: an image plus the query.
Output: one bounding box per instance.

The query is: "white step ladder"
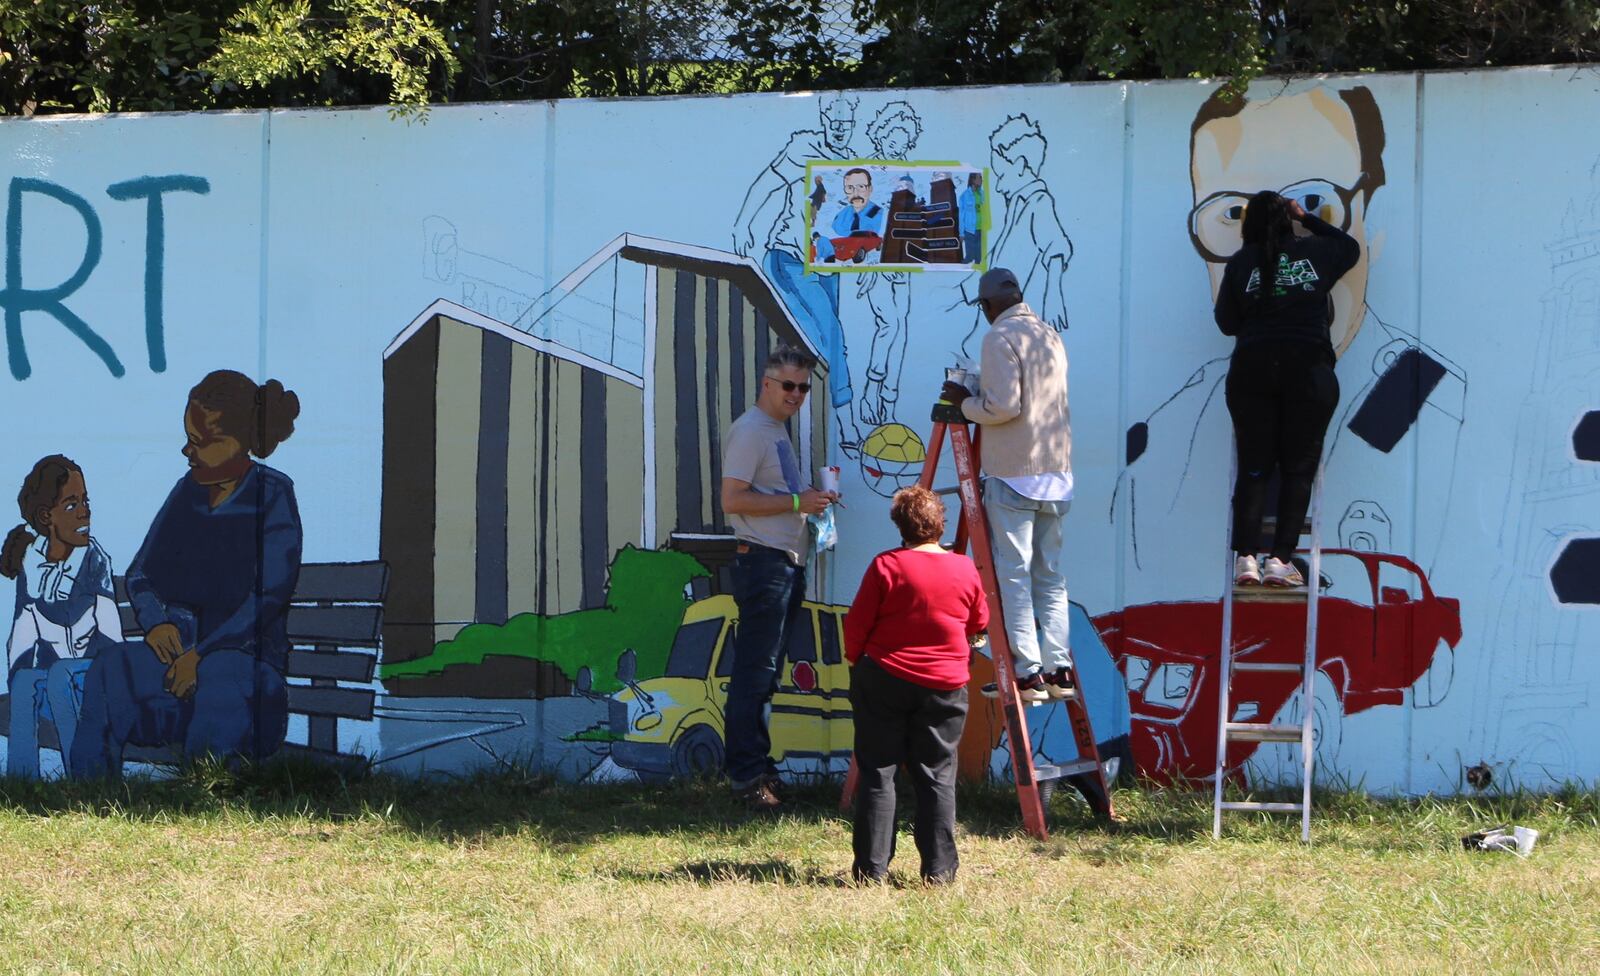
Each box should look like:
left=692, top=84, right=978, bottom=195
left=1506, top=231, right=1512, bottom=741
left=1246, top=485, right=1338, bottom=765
left=1213, top=464, right=1324, bottom=842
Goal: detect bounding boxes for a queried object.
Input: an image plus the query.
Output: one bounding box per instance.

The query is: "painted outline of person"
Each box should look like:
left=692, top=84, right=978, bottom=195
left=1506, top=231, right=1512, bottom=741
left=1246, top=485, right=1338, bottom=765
left=733, top=94, right=866, bottom=453
left=857, top=101, right=923, bottom=427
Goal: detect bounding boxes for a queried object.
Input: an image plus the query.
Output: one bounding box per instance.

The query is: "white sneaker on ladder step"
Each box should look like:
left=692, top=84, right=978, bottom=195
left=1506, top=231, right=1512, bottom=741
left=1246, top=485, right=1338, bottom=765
left=1262, top=556, right=1305, bottom=587
left=1234, top=553, right=1262, bottom=586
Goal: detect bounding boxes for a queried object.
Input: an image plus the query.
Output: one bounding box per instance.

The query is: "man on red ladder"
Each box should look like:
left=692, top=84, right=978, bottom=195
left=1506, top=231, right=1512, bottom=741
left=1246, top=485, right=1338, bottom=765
left=941, top=267, right=1077, bottom=705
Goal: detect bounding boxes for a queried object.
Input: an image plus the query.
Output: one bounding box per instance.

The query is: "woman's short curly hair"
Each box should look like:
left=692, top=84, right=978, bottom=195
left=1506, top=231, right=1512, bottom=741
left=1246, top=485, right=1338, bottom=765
left=890, top=485, right=945, bottom=545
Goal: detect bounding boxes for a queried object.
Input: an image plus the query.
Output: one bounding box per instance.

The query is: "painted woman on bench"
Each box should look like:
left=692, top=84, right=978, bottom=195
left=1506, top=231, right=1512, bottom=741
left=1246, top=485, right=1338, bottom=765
left=2, top=456, right=124, bottom=776
left=71, top=370, right=303, bottom=779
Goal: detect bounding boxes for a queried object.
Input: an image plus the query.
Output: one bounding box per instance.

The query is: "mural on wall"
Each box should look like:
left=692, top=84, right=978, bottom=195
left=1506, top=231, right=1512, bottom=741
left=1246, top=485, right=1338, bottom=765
left=1103, top=83, right=1468, bottom=787
left=3, top=69, right=1599, bottom=792
left=734, top=93, right=865, bottom=454
left=1, top=174, right=210, bottom=380
left=3, top=372, right=304, bottom=780
left=1468, top=156, right=1600, bottom=787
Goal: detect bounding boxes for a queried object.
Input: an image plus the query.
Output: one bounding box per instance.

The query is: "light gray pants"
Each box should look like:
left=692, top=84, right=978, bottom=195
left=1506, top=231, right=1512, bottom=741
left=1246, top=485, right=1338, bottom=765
left=983, top=478, right=1071, bottom=679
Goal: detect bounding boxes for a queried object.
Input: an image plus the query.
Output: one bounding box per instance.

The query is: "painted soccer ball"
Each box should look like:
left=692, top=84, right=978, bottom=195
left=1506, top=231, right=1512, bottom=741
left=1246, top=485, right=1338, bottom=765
left=858, top=422, right=926, bottom=497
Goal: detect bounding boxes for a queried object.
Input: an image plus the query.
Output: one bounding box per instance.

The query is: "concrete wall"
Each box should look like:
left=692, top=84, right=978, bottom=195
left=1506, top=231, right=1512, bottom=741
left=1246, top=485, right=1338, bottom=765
left=3, top=65, right=1599, bottom=791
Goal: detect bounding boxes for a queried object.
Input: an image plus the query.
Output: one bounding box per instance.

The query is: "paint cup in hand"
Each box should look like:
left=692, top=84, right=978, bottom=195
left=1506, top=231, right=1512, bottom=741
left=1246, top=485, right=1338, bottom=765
left=820, top=465, right=841, bottom=495
left=944, top=366, right=970, bottom=392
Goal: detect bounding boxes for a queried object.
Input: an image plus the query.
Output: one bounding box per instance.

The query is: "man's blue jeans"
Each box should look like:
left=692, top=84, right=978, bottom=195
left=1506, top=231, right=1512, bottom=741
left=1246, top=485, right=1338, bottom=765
left=724, top=545, right=807, bottom=788
left=983, top=478, right=1072, bottom=679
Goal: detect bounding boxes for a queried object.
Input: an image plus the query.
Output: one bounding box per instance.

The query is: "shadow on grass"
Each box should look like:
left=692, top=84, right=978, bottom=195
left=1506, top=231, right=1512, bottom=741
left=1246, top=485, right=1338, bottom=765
left=615, top=859, right=856, bottom=887
left=1, top=758, right=1594, bottom=858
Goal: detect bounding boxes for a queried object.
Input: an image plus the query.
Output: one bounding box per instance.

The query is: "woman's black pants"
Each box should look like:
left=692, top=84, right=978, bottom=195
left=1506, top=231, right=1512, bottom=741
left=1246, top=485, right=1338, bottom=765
left=1225, top=340, right=1340, bottom=561
left=849, top=656, right=968, bottom=883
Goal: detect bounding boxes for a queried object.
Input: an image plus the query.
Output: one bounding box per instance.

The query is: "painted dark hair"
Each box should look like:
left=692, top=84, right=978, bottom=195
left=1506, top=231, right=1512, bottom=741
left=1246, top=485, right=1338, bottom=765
left=189, top=369, right=301, bottom=459
left=1242, top=190, right=1295, bottom=306
left=1189, top=85, right=1387, bottom=204
left=0, top=455, right=82, bottom=580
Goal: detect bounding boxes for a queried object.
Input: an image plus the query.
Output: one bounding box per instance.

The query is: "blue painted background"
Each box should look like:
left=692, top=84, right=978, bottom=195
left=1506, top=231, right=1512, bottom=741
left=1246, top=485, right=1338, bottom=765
left=3, top=66, right=1599, bottom=792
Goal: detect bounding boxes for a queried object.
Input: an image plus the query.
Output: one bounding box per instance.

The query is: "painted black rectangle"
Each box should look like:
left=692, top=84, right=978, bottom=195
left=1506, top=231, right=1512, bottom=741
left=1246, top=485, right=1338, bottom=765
left=287, top=605, right=384, bottom=646
left=704, top=274, right=724, bottom=529
left=286, top=649, right=377, bottom=682
left=675, top=270, right=704, bottom=532
left=1346, top=347, right=1448, bottom=454
left=580, top=368, right=610, bottom=609
left=293, top=562, right=390, bottom=603
left=475, top=331, right=513, bottom=625
left=729, top=286, right=747, bottom=413
left=380, top=317, right=439, bottom=657
left=752, top=312, right=771, bottom=372
left=286, top=684, right=377, bottom=721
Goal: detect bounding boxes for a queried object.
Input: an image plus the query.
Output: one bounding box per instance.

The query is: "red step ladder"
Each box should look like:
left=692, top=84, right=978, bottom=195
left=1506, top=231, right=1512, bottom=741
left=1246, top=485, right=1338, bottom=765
left=840, top=397, right=1117, bottom=839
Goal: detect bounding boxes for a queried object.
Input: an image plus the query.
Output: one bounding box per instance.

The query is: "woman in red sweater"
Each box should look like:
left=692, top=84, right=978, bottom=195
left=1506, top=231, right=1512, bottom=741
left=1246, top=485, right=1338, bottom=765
left=845, top=485, right=989, bottom=884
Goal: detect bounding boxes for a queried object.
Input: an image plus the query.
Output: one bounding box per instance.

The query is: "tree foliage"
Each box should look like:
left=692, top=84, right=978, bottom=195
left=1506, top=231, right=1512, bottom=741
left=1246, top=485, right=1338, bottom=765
left=3, top=0, right=1599, bottom=117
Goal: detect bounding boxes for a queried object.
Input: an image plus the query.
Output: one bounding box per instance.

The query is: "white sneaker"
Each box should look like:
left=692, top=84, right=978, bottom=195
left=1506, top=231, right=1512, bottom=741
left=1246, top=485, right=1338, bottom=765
left=1234, top=553, right=1262, bottom=586
left=1262, top=556, right=1305, bottom=587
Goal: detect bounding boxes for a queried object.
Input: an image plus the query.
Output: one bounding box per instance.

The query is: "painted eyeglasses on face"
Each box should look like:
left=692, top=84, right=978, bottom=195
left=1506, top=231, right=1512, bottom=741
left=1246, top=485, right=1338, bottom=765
left=1187, top=177, right=1366, bottom=263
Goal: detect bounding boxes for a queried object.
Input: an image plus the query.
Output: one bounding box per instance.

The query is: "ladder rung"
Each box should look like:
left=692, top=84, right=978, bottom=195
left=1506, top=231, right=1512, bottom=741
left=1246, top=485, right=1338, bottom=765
left=1233, top=586, right=1310, bottom=603
left=1224, top=723, right=1304, bottom=742
left=1035, top=758, right=1099, bottom=781
left=1232, top=662, right=1304, bottom=674
left=1220, top=801, right=1305, bottom=813
left=931, top=485, right=961, bottom=496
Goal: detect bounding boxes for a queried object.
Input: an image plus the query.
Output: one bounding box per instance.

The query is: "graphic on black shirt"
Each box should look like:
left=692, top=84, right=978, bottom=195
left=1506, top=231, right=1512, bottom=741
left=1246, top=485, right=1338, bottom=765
left=1245, top=254, right=1321, bottom=296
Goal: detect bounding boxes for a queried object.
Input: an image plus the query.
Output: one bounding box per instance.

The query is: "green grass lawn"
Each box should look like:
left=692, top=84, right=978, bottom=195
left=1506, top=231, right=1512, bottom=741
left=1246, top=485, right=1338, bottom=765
left=1, top=764, right=1597, bottom=975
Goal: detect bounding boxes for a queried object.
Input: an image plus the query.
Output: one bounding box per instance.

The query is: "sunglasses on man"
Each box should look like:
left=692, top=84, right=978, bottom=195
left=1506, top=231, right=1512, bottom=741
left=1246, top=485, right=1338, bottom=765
left=765, top=376, right=812, bottom=394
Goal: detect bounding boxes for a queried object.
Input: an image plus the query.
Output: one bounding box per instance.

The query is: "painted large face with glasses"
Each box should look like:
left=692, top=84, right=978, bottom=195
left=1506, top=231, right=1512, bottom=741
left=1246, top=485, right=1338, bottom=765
left=1189, top=88, right=1375, bottom=358
left=760, top=365, right=813, bottom=421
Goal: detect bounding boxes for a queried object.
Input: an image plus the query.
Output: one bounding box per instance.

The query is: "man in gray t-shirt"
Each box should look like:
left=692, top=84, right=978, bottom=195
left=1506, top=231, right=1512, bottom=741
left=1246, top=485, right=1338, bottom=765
left=718, top=345, right=838, bottom=810
left=723, top=408, right=809, bottom=564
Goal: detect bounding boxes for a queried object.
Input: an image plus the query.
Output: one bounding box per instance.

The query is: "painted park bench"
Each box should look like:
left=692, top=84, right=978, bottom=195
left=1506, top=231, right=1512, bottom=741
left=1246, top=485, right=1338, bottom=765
left=0, top=560, right=387, bottom=769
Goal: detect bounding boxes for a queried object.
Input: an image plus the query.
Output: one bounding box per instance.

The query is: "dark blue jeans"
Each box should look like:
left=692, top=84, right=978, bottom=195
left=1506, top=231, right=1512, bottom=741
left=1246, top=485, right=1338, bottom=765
left=724, top=545, right=807, bottom=788
left=69, top=641, right=289, bottom=779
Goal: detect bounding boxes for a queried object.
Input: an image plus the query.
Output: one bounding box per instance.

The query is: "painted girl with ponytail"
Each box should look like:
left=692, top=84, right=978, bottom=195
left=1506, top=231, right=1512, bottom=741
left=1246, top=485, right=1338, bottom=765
left=71, top=370, right=304, bottom=779
left=2, top=455, right=124, bottom=777
left=1213, top=188, right=1361, bottom=589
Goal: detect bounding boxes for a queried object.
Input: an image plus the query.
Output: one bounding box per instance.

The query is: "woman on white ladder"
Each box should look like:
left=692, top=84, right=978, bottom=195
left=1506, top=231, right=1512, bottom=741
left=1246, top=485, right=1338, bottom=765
left=1213, top=190, right=1359, bottom=587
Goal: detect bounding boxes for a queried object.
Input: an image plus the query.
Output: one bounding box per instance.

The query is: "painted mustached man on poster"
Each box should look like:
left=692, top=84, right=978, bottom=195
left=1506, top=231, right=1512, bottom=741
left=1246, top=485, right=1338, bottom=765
left=1115, top=84, right=1466, bottom=606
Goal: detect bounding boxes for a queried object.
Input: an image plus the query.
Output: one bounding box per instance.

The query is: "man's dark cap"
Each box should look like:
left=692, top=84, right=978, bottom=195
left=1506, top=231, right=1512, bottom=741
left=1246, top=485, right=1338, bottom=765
left=974, top=267, right=1022, bottom=303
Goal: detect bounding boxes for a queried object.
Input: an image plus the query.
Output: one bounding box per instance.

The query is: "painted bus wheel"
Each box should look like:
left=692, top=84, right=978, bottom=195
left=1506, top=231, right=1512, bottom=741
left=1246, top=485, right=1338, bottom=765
left=672, top=725, right=725, bottom=779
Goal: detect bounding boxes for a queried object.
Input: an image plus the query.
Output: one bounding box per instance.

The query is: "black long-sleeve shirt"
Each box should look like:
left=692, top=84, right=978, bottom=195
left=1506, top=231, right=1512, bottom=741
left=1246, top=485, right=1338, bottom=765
left=1213, top=214, right=1361, bottom=358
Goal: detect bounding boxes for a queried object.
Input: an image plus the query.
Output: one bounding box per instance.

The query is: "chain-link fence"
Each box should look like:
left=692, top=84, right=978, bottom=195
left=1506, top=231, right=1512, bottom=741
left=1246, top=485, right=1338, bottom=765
left=659, top=0, right=883, bottom=64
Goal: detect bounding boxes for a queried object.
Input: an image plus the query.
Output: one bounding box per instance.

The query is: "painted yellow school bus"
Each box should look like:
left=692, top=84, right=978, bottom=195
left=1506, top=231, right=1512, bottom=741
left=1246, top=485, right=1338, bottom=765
left=607, top=595, right=853, bottom=780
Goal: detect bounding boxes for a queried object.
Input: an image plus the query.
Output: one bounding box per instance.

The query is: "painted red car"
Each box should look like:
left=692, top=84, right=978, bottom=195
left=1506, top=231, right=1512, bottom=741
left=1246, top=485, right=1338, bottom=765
left=1091, top=550, right=1461, bottom=784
